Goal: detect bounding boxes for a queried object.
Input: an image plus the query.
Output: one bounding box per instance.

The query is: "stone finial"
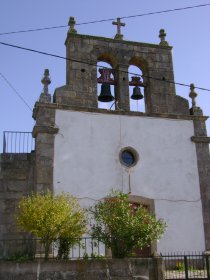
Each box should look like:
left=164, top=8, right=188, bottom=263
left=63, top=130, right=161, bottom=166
left=112, top=18, right=125, bottom=40
left=68, top=16, right=77, bottom=34
left=189, top=83, right=203, bottom=116
left=41, top=69, right=51, bottom=95
left=189, top=83, right=197, bottom=107
left=159, top=29, right=169, bottom=46
left=39, top=69, right=51, bottom=103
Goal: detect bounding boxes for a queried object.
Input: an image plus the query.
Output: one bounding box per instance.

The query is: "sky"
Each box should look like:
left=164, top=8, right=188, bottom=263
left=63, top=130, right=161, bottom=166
left=0, top=0, right=209, bottom=152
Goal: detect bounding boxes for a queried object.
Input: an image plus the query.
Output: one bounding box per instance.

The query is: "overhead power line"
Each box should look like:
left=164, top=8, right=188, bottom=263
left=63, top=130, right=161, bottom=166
left=0, top=71, right=32, bottom=111
left=0, top=25, right=68, bottom=36
left=0, top=4, right=209, bottom=36
left=77, top=3, right=210, bottom=25
left=0, top=41, right=209, bottom=92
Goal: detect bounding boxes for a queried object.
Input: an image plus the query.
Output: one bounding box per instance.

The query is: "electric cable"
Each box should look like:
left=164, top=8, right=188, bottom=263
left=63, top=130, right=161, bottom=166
left=0, top=25, right=68, bottom=36
left=77, top=3, right=210, bottom=24
left=0, top=41, right=209, bottom=92
left=0, top=3, right=209, bottom=36
left=0, top=71, right=32, bottom=111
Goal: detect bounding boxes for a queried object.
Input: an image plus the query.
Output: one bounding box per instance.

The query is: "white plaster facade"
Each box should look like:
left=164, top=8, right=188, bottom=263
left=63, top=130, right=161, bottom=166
left=53, top=109, right=205, bottom=253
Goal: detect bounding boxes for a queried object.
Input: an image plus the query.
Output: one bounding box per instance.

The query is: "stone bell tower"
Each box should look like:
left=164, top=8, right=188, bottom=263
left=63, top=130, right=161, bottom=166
left=32, top=17, right=210, bottom=254
left=54, top=17, right=188, bottom=115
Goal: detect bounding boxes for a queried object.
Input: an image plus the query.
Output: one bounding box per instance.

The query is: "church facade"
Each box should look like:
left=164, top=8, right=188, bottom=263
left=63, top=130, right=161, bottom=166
left=0, top=17, right=210, bottom=254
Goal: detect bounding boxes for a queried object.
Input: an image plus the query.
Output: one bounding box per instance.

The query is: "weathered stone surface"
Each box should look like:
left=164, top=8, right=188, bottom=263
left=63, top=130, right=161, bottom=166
left=36, top=167, right=53, bottom=184
left=36, top=143, right=54, bottom=158
left=53, top=32, right=190, bottom=114
left=6, top=180, right=27, bottom=192
left=0, top=258, right=164, bottom=280
left=0, top=153, right=35, bottom=239
left=0, top=180, right=5, bottom=192
left=36, top=183, right=51, bottom=193
left=192, top=111, right=210, bottom=250
left=32, top=105, right=57, bottom=193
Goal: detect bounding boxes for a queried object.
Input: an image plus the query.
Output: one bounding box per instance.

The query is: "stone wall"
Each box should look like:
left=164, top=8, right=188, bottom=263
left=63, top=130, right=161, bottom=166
left=0, top=258, right=164, bottom=280
left=54, top=33, right=189, bottom=115
left=32, top=102, right=58, bottom=193
left=191, top=107, right=210, bottom=250
left=0, top=153, right=35, bottom=240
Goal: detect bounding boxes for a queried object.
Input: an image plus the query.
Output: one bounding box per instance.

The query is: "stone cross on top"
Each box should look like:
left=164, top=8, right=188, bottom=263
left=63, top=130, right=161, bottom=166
left=112, top=17, right=125, bottom=40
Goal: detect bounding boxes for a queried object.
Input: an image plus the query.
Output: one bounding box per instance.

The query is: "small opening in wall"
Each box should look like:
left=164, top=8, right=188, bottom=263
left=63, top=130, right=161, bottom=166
left=162, top=76, right=166, bottom=81
left=123, top=77, right=126, bottom=81
left=81, top=69, right=86, bottom=73
left=119, top=147, right=139, bottom=168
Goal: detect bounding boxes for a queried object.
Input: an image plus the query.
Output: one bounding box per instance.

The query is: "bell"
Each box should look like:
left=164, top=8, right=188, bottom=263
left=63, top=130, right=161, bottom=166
left=98, top=83, right=115, bottom=102
left=131, top=86, right=143, bottom=100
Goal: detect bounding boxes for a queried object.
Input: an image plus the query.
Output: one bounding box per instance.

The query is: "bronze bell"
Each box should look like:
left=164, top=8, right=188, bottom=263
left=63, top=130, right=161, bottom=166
left=131, top=86, right=143, bottom=100
left=98, top=83, right=115, bottom=102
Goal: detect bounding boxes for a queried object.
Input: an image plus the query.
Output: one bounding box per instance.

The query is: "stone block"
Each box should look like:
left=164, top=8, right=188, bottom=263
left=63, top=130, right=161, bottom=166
left=4, top=199, right=18, bottom=214
left=1, top=153, right=28, bottom=163
left=36, top=134, right=54, bottom=145
left=36, top=183, right=52, bottom=193
left=36, top=144, right=54, bottom=158
left=6, top=180, right=27, bottom=193
left=0, top=200, right=6, bottom=212
left=3, top=169, right=27, bottom=180
left=36, top=167, right=53, bottom=184
left=0, top=180, right=5, bottom=192
left=37, top=156, right=53, bottom=167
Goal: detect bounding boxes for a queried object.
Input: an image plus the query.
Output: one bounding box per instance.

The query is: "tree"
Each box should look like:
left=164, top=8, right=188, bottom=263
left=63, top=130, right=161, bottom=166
left=17, top=191, right=86, bottom=259
left=90, top=190, right=166, bottom=258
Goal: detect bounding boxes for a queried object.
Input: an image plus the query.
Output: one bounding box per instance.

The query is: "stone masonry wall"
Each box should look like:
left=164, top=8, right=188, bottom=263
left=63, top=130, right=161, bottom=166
left=53, top=33, right=189, bottom=115
left=191, top=109, right=210, bottom=250
left=0, top=153, right=35, bottom=240
left=32, top=103, right=58, bottom=193
left=0, top=258, right=164, bottom=280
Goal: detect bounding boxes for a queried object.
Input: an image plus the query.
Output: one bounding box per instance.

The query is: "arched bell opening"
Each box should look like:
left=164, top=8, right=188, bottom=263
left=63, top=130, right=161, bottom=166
left=128, top=65, right=145, bottom=113
left=97, top=61, right=116, bottom=110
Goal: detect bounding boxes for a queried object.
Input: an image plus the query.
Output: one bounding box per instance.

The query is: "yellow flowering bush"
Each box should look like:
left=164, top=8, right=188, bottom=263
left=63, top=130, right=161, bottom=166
left=17, top=191, right=86, bottom=259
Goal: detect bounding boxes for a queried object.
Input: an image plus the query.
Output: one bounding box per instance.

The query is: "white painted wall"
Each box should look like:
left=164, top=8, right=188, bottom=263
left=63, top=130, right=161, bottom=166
left=54, top=109, right=205, bottom=253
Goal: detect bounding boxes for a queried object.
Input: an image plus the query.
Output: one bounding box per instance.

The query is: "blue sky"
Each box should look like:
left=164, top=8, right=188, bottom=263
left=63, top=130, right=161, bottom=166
left=0, top=0, right=209, bottom=151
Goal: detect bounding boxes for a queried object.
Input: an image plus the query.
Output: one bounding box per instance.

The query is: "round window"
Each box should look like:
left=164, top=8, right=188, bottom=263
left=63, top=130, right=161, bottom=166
left=120, top=147, right=139, bottom=168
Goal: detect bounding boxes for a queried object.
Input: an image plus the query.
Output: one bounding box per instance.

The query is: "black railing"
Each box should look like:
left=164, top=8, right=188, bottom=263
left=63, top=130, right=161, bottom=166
left=3, top=131, right=35, bottom=153
left=162, top=253, right=210, bottom=280
left=0, top=237, right=107, bottom=260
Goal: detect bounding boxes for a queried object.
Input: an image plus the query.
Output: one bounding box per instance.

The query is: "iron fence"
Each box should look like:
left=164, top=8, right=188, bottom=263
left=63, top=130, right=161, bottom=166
left=1, top=237, right=209, bottom=280
left=0, top=237, right=107, bottom=260
left=162, top=253, right=210, bottom=280
left=3, top=131, right=35, bottom=153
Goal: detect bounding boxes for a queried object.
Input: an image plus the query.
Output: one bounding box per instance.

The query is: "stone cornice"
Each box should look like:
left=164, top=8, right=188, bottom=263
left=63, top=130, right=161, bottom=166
left=33, top=102, right=209, bottom=122
left=32, top=125, right=59, bottom=138
left=191, top=136, right=210, bottom=143
left=65, top=33, right=173, bottom=50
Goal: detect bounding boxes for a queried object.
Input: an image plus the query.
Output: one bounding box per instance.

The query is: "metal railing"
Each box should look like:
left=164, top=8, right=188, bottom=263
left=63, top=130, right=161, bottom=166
left=0, top=237, right=107, bottom=260
left=162, top=253, right=210, bottom=279
left=3, top=131, right=35, bottom=153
